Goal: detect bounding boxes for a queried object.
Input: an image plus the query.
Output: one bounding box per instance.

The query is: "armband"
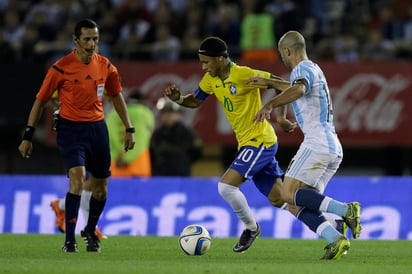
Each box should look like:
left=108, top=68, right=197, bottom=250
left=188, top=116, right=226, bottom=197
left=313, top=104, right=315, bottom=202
left=23, top=126, right=36, bottom=141
left=175, top=96, right=184, bottom=105
left=125, top=127, right=135, bottom=133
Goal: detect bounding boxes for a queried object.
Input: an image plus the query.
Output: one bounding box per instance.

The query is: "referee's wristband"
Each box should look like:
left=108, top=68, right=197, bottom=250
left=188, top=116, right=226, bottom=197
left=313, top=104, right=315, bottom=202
left=125, top=127, right=135, bottom=133
left=22, top=126, right=35, bottom=141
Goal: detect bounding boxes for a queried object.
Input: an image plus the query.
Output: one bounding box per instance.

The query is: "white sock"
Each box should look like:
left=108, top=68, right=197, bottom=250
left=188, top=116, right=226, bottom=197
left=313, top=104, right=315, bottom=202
left=325, top=216, right=338, bottom=228
left=218, top=182, right=257, bottom=231
left=80, top=190, right=92, bottom=223
left=58, top=198, right=65, bottom=210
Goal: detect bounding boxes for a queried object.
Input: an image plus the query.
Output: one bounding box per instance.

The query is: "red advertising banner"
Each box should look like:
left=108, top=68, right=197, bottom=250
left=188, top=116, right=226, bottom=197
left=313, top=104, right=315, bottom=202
left=117, top=61, right=412, bottom=147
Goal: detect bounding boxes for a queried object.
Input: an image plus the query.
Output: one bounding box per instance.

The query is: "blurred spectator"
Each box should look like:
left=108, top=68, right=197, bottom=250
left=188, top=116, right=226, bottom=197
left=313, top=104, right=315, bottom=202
left=265, top=0, right=304, bottom=42
left=239, top=0, right=278, bottom=63
left=115, top=13, right=150, bottom=60
left=106, top=89, right=155, bottom=177
left=142, top=1, right=178, bottom=44
left=0, top=0, right=409, bottom=64
left=209, top=3, right=241, bottom=58
left=0, top=30, right=17, bottom=62
left=150, top=23, right=181, bottom=62
left=115, top=0, right=151, bottom=26
left=2, top=9, right=25, bottom=50
left=333, top=31, right=360, bottom=62
left=19, top=25, right=50, bottom=63
left=179, top=5, right=206, bottom=59
left=150, top=98, right=203, bottom=176
left=361, top=28, right=396, bottom=61
left=396, top=3, right=412, bottom=59
left=24, top=0, right=63, bottom=31
left=180, top=25, right=202, bottom=60
left=98, top=9, right=120, bottom=48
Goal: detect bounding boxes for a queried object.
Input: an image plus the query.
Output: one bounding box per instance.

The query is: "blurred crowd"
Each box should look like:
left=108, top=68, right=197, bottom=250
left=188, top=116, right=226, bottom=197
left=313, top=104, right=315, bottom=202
left=0, top=0, right=411, bottom=65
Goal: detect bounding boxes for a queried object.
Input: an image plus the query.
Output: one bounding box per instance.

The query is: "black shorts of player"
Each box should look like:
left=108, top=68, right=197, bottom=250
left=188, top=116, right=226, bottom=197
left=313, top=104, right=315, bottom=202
left=56, top=117, right=111, bottom=178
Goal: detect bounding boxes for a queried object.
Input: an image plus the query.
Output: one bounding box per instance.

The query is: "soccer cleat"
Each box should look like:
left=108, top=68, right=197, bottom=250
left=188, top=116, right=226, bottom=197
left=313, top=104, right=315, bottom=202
left=233, top=223, right=261, bottom=253
left=50, top=199, right=66, bottom=233
left=62, top=240, right=78, bottom=253
left=343, top=202, right=362, bottom=239
left=321, top=236, right=350, bottom=260
left=335, top=219, right=348, bottom=236
left=81, top=230, right=101, bottom=252
left=335, top=219, right=349, bottom=255
left=95, top=226, right=108, bottom=240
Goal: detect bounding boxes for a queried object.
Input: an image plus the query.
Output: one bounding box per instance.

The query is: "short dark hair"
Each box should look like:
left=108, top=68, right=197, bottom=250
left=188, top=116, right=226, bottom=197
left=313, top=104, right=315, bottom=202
left=74, top=19, right=98, bottom=38
left=198, top=36, right=228, bottom=57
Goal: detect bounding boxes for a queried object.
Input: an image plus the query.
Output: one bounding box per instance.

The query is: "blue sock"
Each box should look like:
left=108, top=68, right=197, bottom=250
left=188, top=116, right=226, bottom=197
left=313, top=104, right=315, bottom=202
left=320, top=226, right=342, bottom=243
left=294, top=189, right=324, bottom=210
left=85, top=196, right=106, bottom=233
left=65, top=192, right=80, bottom=242
left=326, top=200, right=348, bottom=217
left=297, top=207, right=341, bottom=243
left=297, top=207, right=325, bottom=232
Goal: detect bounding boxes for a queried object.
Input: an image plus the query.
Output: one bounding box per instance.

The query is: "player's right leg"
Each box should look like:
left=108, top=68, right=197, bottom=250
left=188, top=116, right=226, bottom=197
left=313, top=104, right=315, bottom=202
left=224, top=144, right=280, bottom=253
left=281, top=148, right=361, bottom=239
left=321, top=235, right=350, bottom=260
left=80, top=182, right=108, bottom=240
left=61, top=166, right=85, bottom=253
left=342, top=202, right=361, bottom=238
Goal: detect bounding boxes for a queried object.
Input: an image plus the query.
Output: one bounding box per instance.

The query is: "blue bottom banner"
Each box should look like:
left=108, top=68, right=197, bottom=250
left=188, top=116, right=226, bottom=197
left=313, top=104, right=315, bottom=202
left=0, top=176, right=411, bottom=240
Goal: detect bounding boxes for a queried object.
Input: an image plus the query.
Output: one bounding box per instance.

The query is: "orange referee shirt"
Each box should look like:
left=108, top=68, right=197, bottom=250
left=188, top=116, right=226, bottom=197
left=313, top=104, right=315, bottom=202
left=36, top=51, right=122, bottom=122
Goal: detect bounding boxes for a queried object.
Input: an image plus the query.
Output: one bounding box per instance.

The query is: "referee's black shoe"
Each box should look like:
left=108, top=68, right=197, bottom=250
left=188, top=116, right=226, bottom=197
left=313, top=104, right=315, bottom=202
left=81, top=230, right=101, bottom=252
left=62, top=240, right=78, bottom=253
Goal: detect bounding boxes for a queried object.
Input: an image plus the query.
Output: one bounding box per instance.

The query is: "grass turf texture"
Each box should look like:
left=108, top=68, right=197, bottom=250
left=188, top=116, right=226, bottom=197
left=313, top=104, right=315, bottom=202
left=0, top=235, right=411, bottom=274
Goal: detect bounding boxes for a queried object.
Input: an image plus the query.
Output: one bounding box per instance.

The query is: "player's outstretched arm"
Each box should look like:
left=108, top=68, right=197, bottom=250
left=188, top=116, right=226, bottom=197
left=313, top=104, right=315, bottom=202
left=246, top=77, right=290, bottom=91
left=164, top=84, right=202, bottom=108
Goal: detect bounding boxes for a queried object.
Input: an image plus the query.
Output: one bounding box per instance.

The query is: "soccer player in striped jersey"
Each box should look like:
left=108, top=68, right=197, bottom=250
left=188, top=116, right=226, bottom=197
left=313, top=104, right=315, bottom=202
left=248, top=31, right=361, bottom=259
left=18, top=19, right=135, bottom=253
left=164, top=36, right=297, bottom=253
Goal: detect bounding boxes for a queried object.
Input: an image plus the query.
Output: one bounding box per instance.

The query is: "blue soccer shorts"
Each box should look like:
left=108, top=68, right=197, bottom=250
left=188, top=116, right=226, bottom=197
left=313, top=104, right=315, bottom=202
left=56, top=118, right=111, bottom=179
left=229, top=143, right=284, bottom=196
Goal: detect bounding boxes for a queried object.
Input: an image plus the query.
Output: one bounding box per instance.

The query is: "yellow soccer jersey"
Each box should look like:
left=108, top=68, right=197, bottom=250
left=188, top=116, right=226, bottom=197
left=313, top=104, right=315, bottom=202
left=199, top=62, right=277, bottom=149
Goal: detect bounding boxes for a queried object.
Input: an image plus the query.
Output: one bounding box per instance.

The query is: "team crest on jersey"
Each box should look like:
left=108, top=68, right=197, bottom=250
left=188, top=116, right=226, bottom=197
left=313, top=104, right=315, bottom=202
left=230, top=85, right=237, bottom=95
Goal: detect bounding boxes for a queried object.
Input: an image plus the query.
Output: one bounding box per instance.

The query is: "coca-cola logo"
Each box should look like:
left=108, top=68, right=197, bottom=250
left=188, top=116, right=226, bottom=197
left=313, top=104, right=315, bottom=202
left=332, top=73, right=409, bottom=132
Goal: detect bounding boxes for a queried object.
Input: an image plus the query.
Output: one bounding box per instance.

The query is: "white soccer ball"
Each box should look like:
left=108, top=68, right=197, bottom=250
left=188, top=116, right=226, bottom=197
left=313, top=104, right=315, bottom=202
left=178, top=225, right=211, bottom=256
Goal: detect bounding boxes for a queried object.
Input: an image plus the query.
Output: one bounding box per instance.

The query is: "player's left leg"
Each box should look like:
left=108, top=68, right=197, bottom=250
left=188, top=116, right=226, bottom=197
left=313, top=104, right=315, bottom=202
left=81, top=175, right=107, bottom=252
left=79, top=187, right=107, bottom=240
left=218, top=168, right=260, bottom=252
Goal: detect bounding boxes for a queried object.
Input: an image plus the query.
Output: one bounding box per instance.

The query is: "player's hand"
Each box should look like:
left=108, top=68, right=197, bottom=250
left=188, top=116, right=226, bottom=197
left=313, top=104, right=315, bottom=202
left=164, top=84, right=181, bottom=101
left=245, top=76, right=268, bottom=87
left=253, top=104, right=273, bottom=123
left=124, top=132, right=135, bottom=152
left=18, top=140, right=33, bottom=159
left=277, top=118, right=298, bottom=133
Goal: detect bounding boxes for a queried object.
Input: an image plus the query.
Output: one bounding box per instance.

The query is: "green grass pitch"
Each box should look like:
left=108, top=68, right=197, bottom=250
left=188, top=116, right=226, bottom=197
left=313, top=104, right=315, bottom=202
left=0, top=234, right=411, bottom=274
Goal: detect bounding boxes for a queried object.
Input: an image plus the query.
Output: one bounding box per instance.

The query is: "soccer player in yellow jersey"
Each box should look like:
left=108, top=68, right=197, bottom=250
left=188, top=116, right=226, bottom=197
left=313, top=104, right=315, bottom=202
left=164, top=36, right=296, bottom=252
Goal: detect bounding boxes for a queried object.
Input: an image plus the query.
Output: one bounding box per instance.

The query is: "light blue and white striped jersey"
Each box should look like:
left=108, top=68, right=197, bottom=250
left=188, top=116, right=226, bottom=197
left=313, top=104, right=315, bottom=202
left=290, top=60, right=343, bottom=156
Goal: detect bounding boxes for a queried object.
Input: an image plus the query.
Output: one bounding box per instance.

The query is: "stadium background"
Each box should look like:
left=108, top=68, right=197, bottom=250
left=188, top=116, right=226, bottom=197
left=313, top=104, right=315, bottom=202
left=0, top=0, right=411, bottom=240
left=1, top=0, right=411, bottom=176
